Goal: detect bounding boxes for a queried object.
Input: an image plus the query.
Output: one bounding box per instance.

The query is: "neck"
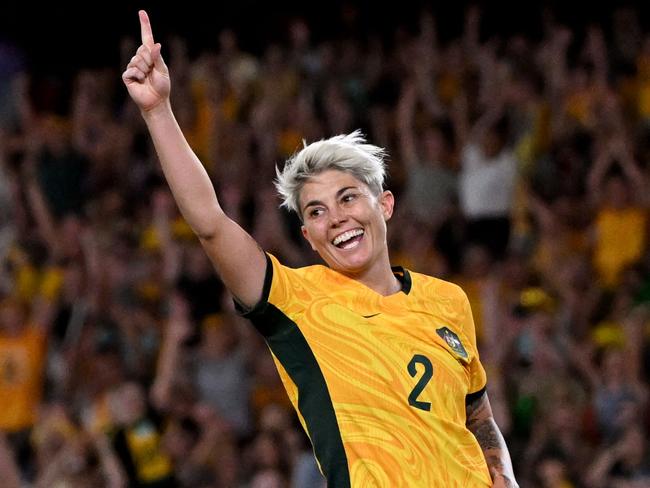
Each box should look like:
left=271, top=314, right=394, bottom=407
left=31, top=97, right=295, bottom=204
left=343, top=257, right=402, bottom=296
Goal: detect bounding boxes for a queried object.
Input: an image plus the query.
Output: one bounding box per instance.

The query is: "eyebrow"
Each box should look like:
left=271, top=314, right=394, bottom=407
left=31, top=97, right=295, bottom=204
left=302, top=186, right=358, bottom=213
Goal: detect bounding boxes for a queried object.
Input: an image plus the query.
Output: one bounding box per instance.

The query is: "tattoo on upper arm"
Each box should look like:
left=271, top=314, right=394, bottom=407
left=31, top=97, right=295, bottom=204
left=465, top=391, right=489, bottom=429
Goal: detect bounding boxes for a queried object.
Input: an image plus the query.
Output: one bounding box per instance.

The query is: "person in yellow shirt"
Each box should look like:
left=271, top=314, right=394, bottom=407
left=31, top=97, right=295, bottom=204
left=122, top=11, right=518, bottom=487
left=587, top=133, right=648, bottom=289
left=109, top=382, right=176, bottom=487
left=0, top=294, right=54, bottom=481
left=0, top=298, right=47, bottom=434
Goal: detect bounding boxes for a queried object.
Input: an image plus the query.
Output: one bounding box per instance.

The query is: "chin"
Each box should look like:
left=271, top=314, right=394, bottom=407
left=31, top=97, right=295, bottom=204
left=331, top=254, right=371, bottom=274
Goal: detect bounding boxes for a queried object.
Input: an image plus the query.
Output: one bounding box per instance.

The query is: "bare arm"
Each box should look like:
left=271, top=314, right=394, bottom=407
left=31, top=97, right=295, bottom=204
left=395, top=80, right=419, bottom=169
left=584, top=429, right=644, bottom=488
left=122, top=11, right=266, bottom=307
left=0, top=433, right=20, bottom=488
left=150, top=292, right=192, bottom=411
left=609, top=135, right=648, bottom=206
left=151, top=189, right=182, bottom=286
left=586, top=140, right=613, bottom=207
left=542, top=27, right=572, bottom=139
left=587, top=132, right=646, bottom=208
left=90, top=433, right=128, bottom=488
left=413, top=11, right=443, bottom=119
left=466, top=392, right=518, bottom=488
left=463, top=5, right=481, bottom=62
left=621, top=306, right=649, bottom=393
left=22, top=140, right=61, bottom=258
left=585, top=26, right=609, bottom=92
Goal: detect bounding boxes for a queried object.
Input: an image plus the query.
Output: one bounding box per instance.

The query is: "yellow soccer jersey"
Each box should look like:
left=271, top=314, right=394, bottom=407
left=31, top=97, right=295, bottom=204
left=241, top=254, right=491, bottom=488
left=0, top=325, right=47, bottom=432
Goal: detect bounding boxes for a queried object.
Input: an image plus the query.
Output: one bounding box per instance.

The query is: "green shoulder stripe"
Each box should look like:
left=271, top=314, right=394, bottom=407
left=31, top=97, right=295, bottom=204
left=242, top=255, right=350, bottom=487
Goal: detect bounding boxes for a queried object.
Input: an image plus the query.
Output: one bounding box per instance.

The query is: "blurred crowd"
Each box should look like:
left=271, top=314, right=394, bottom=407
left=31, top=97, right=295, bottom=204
left=1, top=4, right=649, bottom=488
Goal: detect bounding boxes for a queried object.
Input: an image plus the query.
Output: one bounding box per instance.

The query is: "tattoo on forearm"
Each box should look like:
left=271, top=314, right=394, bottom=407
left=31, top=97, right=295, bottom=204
left=465, top=394, right=518, bottom=486
left=486, top=454, right=504, bottom=472
left=473, top=419, right=503, bottom=450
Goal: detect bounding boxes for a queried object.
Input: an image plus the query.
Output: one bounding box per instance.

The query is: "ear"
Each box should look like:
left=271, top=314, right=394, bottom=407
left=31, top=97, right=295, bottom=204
left=301, top=225, right=318, bottom=251
left=379, top=190, right=395, bottom=221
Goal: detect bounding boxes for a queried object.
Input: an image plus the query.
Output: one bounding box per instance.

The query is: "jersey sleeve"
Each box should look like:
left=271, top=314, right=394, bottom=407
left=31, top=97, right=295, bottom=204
left=458, top=289, right=487, bottom=395
left=235, top=253, right=306, bottom=323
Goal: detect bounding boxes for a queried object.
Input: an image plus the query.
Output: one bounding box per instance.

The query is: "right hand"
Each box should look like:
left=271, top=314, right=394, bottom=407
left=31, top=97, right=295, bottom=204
left=122, top=10, right=170, bottom=112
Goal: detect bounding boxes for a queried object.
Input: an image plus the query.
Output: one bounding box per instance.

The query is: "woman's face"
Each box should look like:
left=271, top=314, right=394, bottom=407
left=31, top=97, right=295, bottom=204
left=299, top=170, right=394, bottom=276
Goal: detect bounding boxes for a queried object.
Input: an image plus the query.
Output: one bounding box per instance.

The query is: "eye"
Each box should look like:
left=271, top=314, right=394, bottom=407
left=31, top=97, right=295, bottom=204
left=341, top=193, right=358, bottom=204
left=309, top=207, right=325, bottom=218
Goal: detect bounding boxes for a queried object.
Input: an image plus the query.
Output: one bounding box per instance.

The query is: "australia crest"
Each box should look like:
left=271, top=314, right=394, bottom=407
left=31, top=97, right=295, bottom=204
left=436, top=327, right=468, bottom=360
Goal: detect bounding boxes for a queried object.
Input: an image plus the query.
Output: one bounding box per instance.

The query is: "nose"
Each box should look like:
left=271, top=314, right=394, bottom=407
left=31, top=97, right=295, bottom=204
left=328, top=205, right=348, bottom=228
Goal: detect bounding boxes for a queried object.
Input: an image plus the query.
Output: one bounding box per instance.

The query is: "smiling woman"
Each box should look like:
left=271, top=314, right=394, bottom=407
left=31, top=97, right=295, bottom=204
left=302, top=170, right=395, bottom=282
left=294, top=165, right=398, bottom=293
left=122, top=10, right=518, bottom=487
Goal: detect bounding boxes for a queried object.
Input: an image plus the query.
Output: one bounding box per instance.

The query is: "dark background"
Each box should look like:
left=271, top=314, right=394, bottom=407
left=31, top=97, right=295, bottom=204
left=2, top=1, right=649, bottom=77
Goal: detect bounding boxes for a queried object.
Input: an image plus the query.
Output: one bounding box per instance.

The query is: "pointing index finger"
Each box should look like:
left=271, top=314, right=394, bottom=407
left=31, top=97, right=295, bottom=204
left=139, top=10, right=155, bottom=48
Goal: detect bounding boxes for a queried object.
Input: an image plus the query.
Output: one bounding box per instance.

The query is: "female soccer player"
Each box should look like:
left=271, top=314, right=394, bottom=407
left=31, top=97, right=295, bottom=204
left=122, top=10, right=518, bottom=487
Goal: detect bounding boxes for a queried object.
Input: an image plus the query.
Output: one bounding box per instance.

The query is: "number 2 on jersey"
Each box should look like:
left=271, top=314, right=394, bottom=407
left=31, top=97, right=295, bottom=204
left=407, top=354, right=433, bottom=411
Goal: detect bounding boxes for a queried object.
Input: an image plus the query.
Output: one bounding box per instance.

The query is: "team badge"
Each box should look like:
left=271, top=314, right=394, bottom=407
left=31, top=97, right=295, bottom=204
left=436, top=327, right=468, bottom=360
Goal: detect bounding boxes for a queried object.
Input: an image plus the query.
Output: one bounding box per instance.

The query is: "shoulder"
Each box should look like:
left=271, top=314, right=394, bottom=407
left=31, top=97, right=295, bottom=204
left=264, top=253, right=333, bottom=309
left=269, top=253, right=330, bottom=284
left=409, top=271, right=474, bottom=322
left=410, top=270, right=469, bottom=302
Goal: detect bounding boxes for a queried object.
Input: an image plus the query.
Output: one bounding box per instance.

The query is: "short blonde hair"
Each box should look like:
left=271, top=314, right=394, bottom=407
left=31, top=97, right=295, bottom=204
left=275, top=130, right=387, bottom=216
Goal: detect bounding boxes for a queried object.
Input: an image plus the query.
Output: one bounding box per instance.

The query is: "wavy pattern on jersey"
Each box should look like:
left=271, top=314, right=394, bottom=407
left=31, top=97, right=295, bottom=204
left=340, top=407, right=481, bottom=487
left=303, top=305, right=486, bottom=486
left=252, top=302, right=351, bottom=487
left=264, top=255, right=491, bottom=487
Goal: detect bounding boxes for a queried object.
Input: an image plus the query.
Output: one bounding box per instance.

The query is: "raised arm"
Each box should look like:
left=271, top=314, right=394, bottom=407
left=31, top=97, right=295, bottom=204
left=122, top=11, right=266, bottom=308
left=608, top=134, right=648, bottom=206
left=586, top=132, right=646, bottom=208
left=396, top=80, right=419, bottom=169
left=150, top=292, right=192, bottom=411
left=22, top=134, right=61, bottom=259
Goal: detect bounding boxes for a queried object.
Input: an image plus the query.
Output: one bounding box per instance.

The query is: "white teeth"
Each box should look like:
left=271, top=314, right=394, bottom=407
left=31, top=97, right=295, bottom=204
left=332, top=229, right=364, bottom=246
